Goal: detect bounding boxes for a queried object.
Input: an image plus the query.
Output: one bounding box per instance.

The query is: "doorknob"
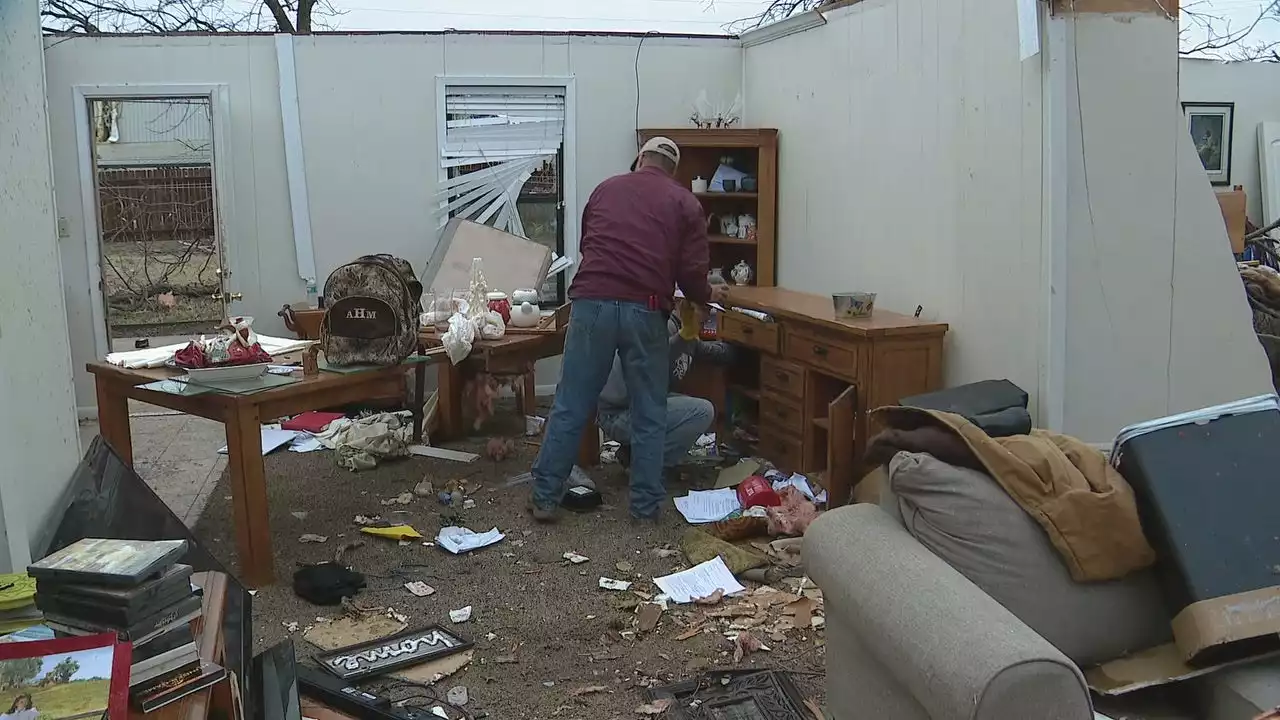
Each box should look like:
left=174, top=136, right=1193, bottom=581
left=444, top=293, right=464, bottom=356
left=212, top=292, right=243, bottom=302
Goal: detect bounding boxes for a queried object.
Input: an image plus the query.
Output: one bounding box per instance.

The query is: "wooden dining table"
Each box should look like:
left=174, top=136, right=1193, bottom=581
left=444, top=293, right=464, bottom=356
left=87, top=356, right=436, bottom=587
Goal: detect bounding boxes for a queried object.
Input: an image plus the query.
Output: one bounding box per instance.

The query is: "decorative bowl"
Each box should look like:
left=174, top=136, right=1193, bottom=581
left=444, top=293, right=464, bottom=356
left=833, top=292, right=877, bottom=319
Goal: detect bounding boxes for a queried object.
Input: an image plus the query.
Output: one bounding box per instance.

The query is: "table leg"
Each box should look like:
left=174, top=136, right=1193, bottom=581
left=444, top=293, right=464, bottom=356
left=520, top=370, right=538, bottom=417
left=94, top=378, right=133, bottom=465
left=412, top=361, right=427, bottom=443
left=225, top=403, right=274, bottom=587
left=436, top=361, right=464, bottom=441
left=578, top=411, right=599, bottom=468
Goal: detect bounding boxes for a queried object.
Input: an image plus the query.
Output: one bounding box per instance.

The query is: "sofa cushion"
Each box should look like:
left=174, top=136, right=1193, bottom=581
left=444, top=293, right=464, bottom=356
left=884, top=451, right=1172, bottom=667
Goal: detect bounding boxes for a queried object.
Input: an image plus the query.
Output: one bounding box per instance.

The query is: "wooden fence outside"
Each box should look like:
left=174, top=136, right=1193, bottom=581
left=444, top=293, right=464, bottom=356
left=97, top=166, right=215, bottom=244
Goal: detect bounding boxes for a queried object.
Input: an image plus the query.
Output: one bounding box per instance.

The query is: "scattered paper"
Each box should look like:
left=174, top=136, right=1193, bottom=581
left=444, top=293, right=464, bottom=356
left=413, top=480, right=435, bottom=497
left=599, top=577, right=633, bottom=591
left=446, top=686, right=468, bottom=706
left=289, top=434, right=324, bottom=453
left=361, top=525, right=423, bottom=541
left=298, top=534, right=328, bottom=544
left=450, top=606, right=472, bottom=623
left=563, top=552, right=590, bottom=564
left=408, top=444, right=479, bottom=463
left=431, top=707, right=448, bottom=719
left=437, top=526, right=504, bottom=554
left=405, top=582, right=436, bottom=597
left=654, top=557, right=747, bottom=604
left=267, top=364, right=298, bottom=375
left=616, top=561, right=633, bottom=573
left=772, top=473, right=815, bottom=500
left=714, top=459, right=761, bottom=489
left=219, top=426, right=298, bottom=456
left=571, top=685, right=608, bottom=697
left=381, top=492, right=414, bottom=506
left=674, top=488, right=741, bottom=524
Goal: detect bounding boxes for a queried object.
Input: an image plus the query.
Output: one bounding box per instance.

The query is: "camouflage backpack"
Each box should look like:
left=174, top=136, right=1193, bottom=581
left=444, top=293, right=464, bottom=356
left=321, top=255, right=423, bottom=366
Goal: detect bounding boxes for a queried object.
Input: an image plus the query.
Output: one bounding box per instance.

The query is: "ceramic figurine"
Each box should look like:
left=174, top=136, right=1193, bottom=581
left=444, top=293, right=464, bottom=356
left=708, top=267, right=727, bottom=287
left=691, top=176, right=709, bottom=194
left=731, top=260, right=754, bottom=287
left=510, top=301, right=542, bottom=328
left=737, top=214, right=756, bottom=240
left=719, top=215, right=739, bottom=237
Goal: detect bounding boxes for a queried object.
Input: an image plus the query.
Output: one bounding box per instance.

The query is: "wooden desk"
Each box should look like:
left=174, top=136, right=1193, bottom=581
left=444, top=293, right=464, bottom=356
left=87, top=359, right=435, bottom=587
left=420, top=330, right=600, bottom=468
left=716, top=287, right=948, bottom=506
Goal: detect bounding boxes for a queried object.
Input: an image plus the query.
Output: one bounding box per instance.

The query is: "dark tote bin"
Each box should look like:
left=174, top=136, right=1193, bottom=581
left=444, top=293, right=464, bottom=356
left=1111, top=394, right=1280, bottom=666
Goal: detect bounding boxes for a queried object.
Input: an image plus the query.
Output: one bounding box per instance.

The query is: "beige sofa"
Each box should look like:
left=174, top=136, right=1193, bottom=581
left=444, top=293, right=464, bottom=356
left=804, top=504, right=1095, bottom=719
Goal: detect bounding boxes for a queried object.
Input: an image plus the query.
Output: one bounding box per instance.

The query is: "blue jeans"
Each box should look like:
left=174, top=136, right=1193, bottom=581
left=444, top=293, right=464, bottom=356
left=598, top=395, right=714, bottom=468
left=532, top=299, right=669, bottom=517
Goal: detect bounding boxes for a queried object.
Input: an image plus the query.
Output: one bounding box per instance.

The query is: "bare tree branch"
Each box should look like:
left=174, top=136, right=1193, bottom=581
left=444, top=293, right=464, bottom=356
left=40, top=0, right=343, bottom=35
left=723, top=0, right=832, bottom=33
left=1180, top=0, right=1280, bottom=60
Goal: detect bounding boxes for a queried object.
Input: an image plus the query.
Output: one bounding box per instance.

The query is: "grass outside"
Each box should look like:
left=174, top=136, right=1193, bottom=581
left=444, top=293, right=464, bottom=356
left=26, top=678, right=110, bottom=718
left=101, top=239, right=222, bottom=337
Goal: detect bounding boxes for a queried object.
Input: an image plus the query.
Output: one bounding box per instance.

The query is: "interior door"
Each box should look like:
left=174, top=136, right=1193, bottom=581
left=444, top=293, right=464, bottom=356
left=88, top=96, right=229, bottom=346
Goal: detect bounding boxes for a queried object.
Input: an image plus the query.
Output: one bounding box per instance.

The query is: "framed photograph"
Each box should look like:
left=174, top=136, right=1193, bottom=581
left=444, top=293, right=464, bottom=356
left=0, top=633, right=130, bottom=720
left=1183, top=102, right=1235, bottom=186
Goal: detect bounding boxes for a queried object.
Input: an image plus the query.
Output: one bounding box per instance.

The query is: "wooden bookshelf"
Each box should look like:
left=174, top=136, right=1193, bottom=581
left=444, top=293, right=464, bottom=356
left=637, top=128, right=779, bottom=287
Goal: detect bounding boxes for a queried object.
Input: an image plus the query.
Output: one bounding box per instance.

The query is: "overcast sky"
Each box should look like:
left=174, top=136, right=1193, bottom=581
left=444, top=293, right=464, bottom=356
left=321, top=0, right=1280, bottom=50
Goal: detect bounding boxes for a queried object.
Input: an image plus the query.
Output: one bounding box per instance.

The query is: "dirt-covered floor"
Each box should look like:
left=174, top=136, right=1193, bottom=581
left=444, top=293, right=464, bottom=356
left=192, top=407, right=825, bottom=719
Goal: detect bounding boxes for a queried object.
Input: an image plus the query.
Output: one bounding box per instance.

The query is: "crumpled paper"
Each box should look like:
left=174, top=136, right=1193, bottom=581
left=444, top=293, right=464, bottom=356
left=442, top=312, right=476, bottom=365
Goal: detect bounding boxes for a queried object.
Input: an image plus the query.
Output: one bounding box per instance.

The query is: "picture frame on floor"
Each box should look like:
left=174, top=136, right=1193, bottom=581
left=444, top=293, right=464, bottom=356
left=0, top=632, right=131, bottom=720
left=1182, top=101, right=1235, bottom=186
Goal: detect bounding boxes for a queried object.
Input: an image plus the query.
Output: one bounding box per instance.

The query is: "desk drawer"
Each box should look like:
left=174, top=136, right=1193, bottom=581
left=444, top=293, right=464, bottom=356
left=720, top=313, right=779, bottom=354
left=785, top=327, right=859, bottom=380
left=761, top=357, right=805, bottom=400
left=758, top=432, right=804, bottom=472
left=760, top=392, right=804, bottom=436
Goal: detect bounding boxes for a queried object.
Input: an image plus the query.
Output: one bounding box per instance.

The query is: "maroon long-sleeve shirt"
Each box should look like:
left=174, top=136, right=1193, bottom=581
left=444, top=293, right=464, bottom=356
left=568, top=166, right=711, bottom=309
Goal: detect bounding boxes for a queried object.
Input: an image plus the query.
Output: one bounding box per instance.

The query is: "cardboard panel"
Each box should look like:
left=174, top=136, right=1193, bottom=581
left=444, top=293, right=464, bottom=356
left=422, top=218, right=553, bottom=297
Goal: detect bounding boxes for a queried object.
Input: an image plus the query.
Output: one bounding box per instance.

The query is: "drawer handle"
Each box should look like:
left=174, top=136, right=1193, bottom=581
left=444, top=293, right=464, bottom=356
left=742, top=326, right=754, bottom=335
left=812, top=344, right=828, bottom=357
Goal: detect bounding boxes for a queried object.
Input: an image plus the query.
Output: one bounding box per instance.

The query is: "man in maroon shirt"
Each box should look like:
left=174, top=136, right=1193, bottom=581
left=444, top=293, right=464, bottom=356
left=529, top=137, right=727, bottom=521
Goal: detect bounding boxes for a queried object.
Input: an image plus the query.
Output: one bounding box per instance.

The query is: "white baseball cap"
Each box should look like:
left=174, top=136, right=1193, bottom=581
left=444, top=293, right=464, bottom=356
left=631, top=136, right=681, bottom=171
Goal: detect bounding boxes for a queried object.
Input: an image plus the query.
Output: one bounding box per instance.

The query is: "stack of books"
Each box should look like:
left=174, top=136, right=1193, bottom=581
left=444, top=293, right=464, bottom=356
left=0, top=573, right=40, bottom=634
left=28, top=538, right=227, bottom=712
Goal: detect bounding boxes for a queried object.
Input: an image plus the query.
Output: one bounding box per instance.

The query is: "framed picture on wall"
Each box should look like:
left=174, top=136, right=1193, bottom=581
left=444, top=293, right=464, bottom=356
left=1183, top=102, right=1235, bottom=186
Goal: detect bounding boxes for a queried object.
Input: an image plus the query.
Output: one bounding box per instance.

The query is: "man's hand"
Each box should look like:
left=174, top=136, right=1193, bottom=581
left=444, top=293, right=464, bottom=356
left=710, top=284, right=730, bottom=304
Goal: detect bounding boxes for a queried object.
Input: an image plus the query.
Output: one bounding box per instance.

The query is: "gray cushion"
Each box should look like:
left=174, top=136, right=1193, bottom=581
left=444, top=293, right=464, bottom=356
left=885, top=451, right=1173, bottom=667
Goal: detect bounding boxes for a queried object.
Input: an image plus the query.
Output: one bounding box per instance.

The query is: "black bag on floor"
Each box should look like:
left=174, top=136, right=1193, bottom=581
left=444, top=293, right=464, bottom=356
left=321, top=255, right=423, bottom=366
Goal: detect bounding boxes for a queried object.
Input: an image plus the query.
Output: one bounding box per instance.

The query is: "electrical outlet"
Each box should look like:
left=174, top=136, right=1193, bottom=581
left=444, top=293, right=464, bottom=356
left=57, top=217, right=70, bottom=238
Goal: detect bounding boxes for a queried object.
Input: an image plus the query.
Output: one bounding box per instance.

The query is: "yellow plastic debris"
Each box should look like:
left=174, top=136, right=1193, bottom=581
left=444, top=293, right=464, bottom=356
left=361, top=525, right=424, bottom=541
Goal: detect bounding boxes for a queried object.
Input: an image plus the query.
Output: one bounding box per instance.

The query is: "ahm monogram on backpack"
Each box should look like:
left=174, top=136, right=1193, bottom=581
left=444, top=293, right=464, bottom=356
left=321, top=255, right=423, bottom=366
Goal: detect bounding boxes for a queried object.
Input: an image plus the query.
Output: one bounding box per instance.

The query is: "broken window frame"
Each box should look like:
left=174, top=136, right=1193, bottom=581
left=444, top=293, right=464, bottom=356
left=437, top=85, right=567, bottom=305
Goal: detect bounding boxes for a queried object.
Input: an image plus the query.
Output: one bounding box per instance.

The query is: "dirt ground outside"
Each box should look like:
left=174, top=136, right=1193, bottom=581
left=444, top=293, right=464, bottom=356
left=192, top=407, right=826, bottom=719
left=101, top=239, right=223, bottom=339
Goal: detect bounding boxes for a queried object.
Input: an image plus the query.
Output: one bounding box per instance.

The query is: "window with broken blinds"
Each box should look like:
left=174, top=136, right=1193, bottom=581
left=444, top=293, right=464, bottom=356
left=437, top=85, right=566, bottom=304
